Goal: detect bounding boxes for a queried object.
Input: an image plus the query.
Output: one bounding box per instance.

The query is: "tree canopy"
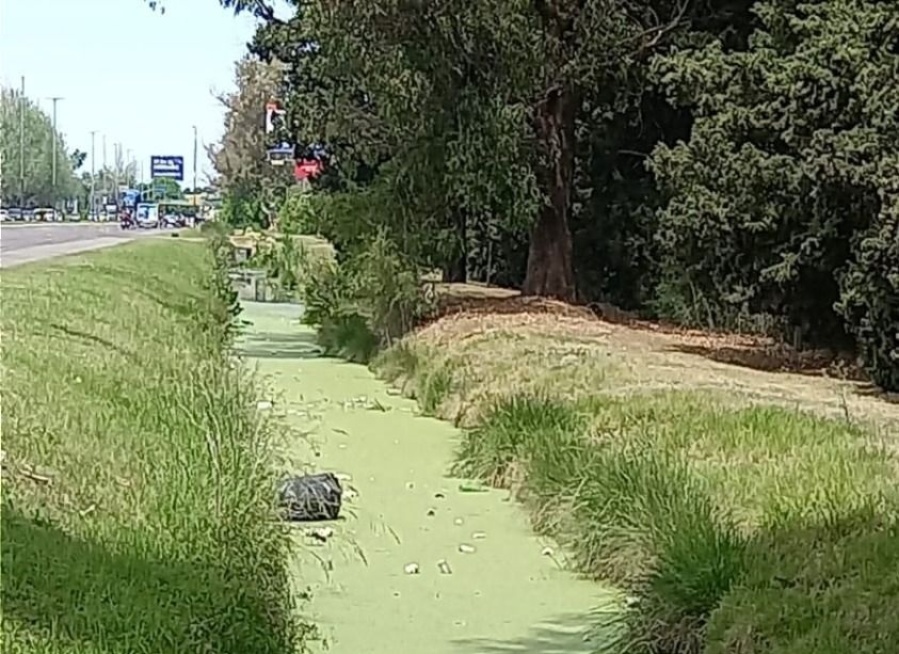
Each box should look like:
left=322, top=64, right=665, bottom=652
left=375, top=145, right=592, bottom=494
left=0, top=88, right=81, bottom=207
left=210, top=0, right=897, bottom=391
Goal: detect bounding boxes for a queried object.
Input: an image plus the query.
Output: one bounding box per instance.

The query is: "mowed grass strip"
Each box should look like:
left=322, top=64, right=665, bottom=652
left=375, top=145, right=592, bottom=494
left=374, top=328, right=899, bottom=654
left=1, top=241, right=301, bottom=654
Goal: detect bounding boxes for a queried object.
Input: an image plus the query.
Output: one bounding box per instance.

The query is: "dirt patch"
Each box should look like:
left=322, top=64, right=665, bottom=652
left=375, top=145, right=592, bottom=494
left=404, top=284, right=899, bottom=430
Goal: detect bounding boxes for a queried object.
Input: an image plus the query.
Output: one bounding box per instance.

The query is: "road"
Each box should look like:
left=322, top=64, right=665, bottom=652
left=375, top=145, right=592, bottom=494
left=0, top=223, right=156, bottom=268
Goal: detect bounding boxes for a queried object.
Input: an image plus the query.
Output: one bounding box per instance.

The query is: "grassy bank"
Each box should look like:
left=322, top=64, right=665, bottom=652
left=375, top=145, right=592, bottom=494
left=1, top=241, right=304, bottom=654
left=371, top=305, right=899, bottom=654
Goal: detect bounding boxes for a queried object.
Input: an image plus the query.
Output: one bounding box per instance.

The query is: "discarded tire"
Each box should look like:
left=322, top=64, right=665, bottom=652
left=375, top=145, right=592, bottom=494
left=278, top=472, right=343, bottom=521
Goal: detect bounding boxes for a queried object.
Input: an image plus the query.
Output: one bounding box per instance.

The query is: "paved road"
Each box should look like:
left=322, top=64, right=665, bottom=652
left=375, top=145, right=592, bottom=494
left=0, top=223, right=156, bottom=268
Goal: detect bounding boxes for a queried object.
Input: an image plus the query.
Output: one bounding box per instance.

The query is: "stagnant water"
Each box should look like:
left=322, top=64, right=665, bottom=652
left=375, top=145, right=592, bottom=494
left=239, top=301, right=617, bottom=654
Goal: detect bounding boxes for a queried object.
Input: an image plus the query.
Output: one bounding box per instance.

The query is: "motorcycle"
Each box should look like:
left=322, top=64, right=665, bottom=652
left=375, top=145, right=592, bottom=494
left=119, top=214, right=135, bottom=230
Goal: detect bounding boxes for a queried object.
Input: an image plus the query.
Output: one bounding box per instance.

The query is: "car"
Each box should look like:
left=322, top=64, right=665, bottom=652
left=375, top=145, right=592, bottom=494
left=0, top=209, right=8, bottom=222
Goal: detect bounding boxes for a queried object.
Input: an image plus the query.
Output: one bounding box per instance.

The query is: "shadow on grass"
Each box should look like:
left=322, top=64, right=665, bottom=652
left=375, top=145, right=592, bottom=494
left=48, top=323, right=137, bottom=361
left=853, top=381, right=899, bottom=405
left=1, top=508, right=292, bottom=654
left=236, top=331, right=324, bottom=360
left=665, top=342, right=866, bottom=380
left=703, top=509, right=899, bottom=653
left=453, top=610, right=623, bottom=654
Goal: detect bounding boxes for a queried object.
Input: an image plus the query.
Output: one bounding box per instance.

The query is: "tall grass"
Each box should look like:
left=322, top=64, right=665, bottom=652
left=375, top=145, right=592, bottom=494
left=444, top=390, right=898, bottom=653
left=1, top=241, right=308, bottom=654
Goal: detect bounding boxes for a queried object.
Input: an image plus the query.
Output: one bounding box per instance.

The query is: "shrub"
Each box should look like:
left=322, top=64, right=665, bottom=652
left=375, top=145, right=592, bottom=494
left=837, top=208, right=899, bottom=391
left=300, top=232, right=434, bottom=363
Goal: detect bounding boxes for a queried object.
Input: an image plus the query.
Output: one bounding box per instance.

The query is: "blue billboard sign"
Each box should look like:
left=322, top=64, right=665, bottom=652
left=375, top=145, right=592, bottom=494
left=150, top=155, right=184, bottom=181
left=120, top=189, right=141, bottom=209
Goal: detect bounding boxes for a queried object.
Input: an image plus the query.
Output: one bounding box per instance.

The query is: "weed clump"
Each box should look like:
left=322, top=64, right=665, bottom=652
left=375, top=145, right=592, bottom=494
left=301, top=232, right=434, bottom=363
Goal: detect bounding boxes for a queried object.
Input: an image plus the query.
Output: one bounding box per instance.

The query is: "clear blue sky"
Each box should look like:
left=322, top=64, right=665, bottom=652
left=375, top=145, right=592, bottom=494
left=0, top=0, right=276, bottom=186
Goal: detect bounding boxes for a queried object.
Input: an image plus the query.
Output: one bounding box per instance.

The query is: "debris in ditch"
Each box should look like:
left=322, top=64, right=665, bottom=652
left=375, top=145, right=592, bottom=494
left=306, top=526, right=335, bottom=543
left=256, top=400, right=274, bottom=410
left=278, top=472, right=343, bottom=521
left=458, top=482, right=489, bottom=493
left=437, top=559, right=453, bottom=575
left=404, top=562, right=420, bottom=575
left=541, top=546, right=554, bottom=557
left=458, top=543, right=476, bottom=554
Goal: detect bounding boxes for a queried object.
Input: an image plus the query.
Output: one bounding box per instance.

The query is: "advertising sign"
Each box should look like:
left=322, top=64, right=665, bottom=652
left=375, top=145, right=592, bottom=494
left=150, top=155, right=185, bottom=181
left=294, top=159, right=323, bottom=181
left=265, top=101, right=286, bottom=134
left=120, top=189, right=141, bottom=209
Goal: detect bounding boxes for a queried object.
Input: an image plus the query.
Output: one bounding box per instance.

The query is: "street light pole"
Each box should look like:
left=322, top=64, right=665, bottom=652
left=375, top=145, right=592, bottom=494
left=49, top=97, right=63, bottom=190
left=192, top=125, right=198, bottom=195
left=18, top=76, right=25, bottom=205
left=89, top=131, right=97, bottom=218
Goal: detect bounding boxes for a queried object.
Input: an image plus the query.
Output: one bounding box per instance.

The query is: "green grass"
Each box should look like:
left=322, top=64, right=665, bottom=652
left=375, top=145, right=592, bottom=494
left=376, top=340, right=899, bottom=654
left=1, top=241, right=305, bottom=654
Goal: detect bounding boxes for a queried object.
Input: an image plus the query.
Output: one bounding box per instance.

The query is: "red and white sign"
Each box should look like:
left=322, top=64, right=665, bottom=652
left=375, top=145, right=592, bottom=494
left=294, top=159, right=323, bottom=180
left=265, top=101, right=286, bottom=134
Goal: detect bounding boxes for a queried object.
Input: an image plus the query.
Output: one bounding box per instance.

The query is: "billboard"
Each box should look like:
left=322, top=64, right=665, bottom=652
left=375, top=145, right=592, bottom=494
left=150, top=155, right=185, bottom=181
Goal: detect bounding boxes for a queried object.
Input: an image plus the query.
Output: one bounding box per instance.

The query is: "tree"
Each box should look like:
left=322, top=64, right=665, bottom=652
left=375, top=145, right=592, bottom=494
left=0, top=87, right=79, bottom=207
left=208, top=55, right=295, bottom=227
left=650, top=0, right=899, bottom=387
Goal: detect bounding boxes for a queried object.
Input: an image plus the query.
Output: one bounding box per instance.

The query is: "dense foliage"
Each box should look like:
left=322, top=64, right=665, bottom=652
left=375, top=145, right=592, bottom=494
left=213, top=0, right=897, bottom=387
left=0, top=88, right=82, bottom=207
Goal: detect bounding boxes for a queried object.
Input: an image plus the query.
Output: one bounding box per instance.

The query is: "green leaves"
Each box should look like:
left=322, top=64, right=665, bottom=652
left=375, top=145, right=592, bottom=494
left=0, top=88, right=80, bottom=206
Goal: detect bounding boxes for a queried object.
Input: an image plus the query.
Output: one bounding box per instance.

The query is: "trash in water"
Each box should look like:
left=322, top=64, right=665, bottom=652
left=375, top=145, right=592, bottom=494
left=306, top=526, right=334, bottom=543
left=404, top=562, right=420, bottom=575
left=458, top=482, right=489, bottom=493
left=257, top=400, right=274, bottom=410
left=434, top=492, right=446, bottom=499
left=458, top=544, right=476, bottom=554
left=277, top=473, right=343, bottom=521
left=426, top=508, right=437, bottom=517
left=472, top=531, right=486, bottom=540
left=437, top=559, right=452, bottom=575
left=453, top=517, right=464, bottom=526
left=405, top=481, right=415, bottom=490
left=541, top=546, right=554, bottom=557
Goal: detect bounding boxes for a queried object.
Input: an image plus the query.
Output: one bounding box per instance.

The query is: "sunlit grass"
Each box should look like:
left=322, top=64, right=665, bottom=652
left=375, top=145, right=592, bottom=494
left=1, top=241, right=306, bottom=654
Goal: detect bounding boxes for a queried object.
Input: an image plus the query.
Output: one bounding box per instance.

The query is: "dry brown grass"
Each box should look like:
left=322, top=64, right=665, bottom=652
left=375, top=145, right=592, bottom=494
left=390, top=284, right=899, bottom=431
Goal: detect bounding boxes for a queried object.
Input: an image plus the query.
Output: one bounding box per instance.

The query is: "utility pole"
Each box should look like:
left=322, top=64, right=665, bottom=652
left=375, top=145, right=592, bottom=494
left=18, top=77, right=26, bottom=205
left=113, top=142, right=121, bottom=198
left=192, top=125, right=198, bottom=196
left=89, top=130, right=97, bottom=218
left=49, top=97, right=63, bottom=190
left=102, top=134, right=108, bottom=206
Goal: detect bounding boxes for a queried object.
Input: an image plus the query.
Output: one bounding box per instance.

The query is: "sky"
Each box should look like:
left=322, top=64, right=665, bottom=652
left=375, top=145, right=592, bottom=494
left=0, top=0, right=281, bottom=187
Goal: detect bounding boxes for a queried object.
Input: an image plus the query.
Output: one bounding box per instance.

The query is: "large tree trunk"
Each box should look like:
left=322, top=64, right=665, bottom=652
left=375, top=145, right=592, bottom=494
left=522, top=84, right=577, bottom=301
left=443, top=207, right=468, bottom=282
